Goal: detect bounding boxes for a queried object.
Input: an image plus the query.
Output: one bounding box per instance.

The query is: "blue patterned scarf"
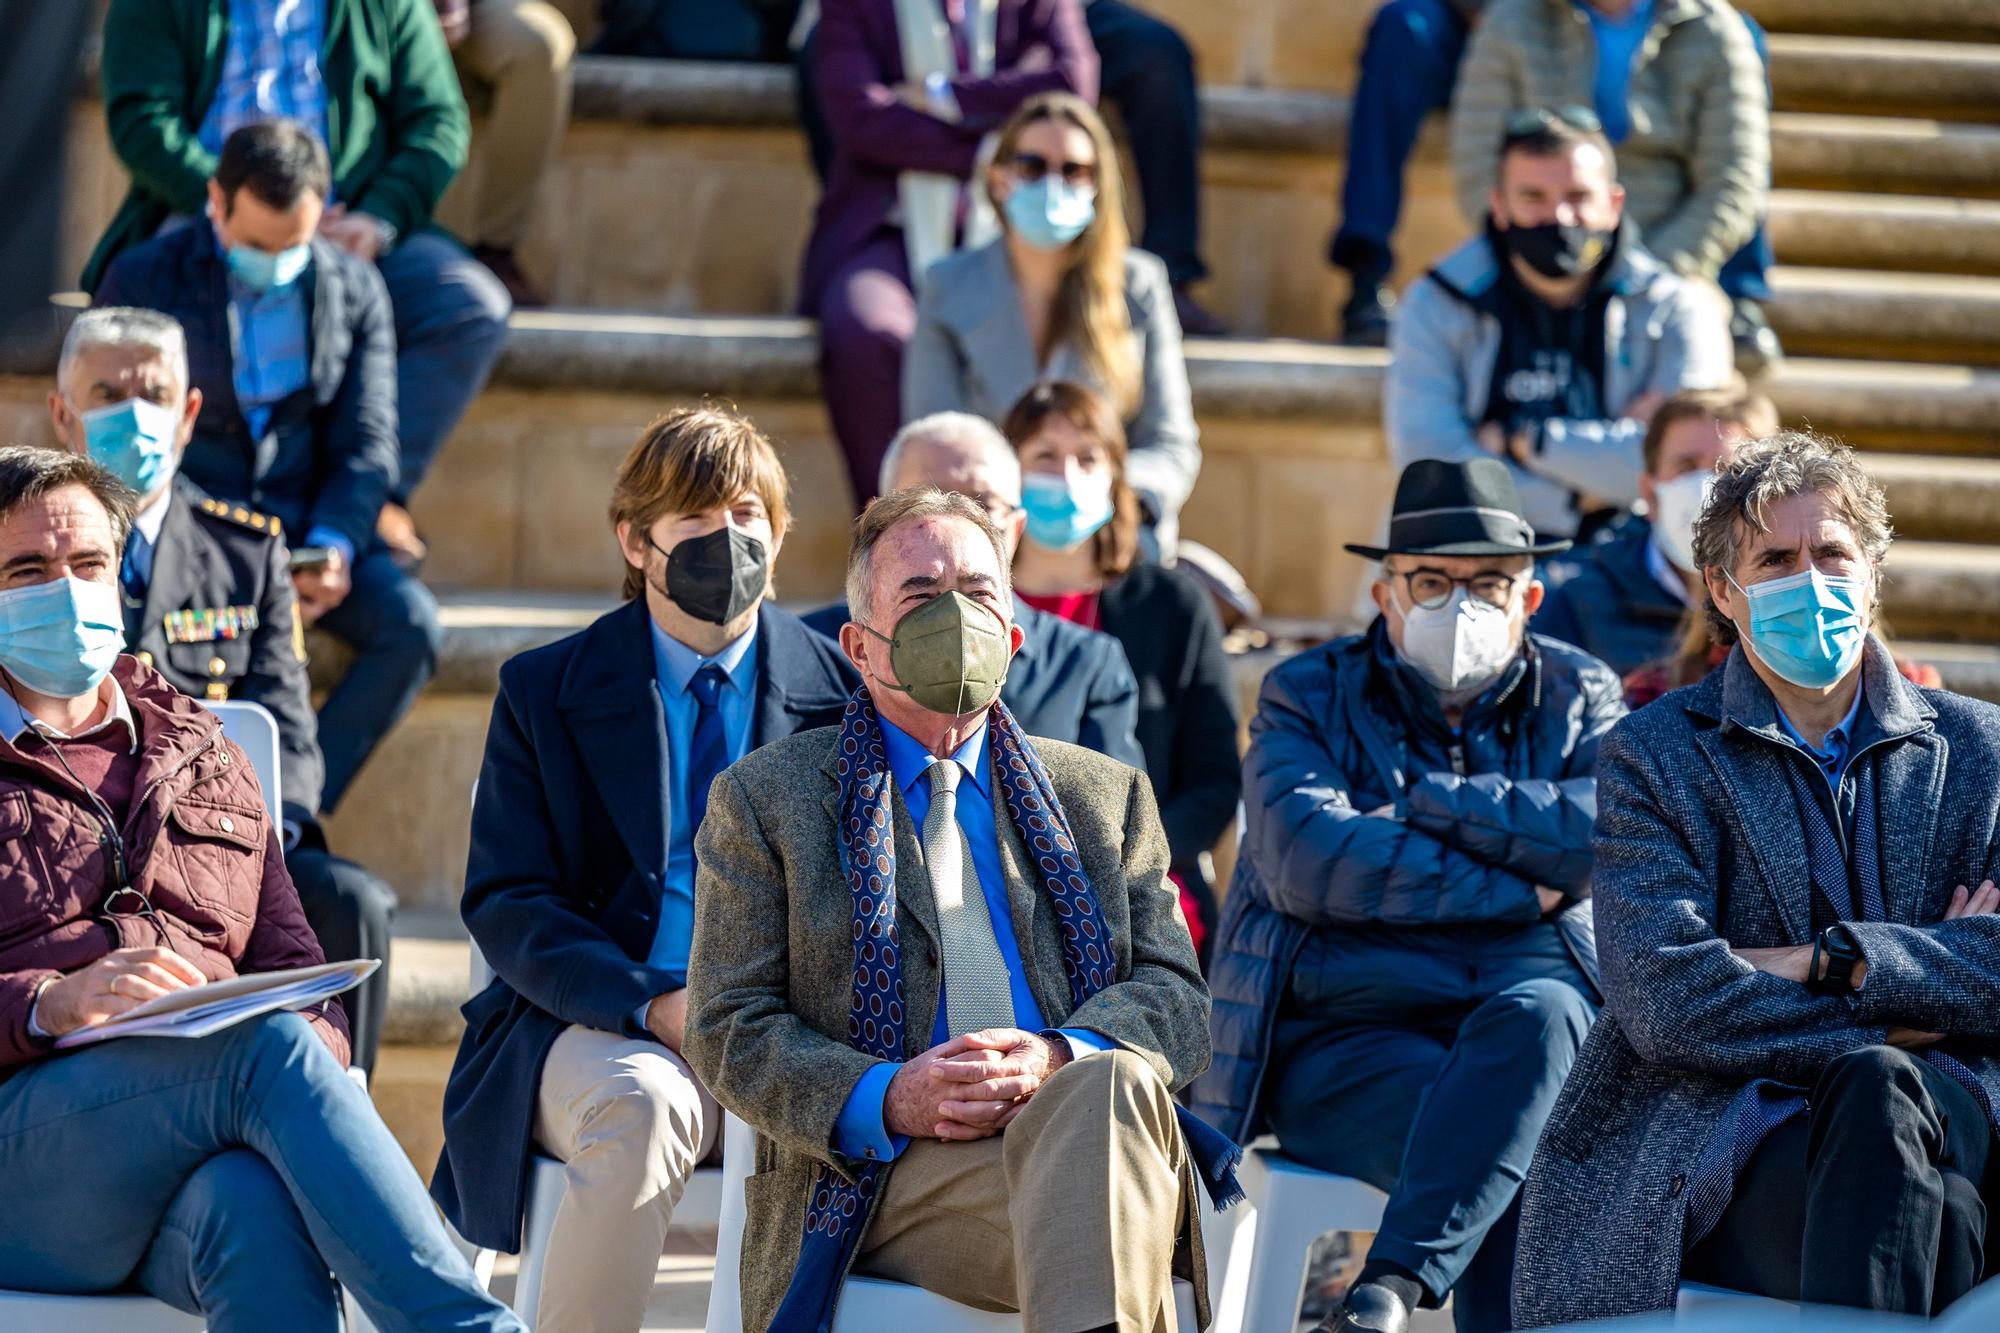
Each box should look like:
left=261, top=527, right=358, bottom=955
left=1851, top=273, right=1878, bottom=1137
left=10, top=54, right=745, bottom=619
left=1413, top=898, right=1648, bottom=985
left=769, top=688, right=1240, bottom=1332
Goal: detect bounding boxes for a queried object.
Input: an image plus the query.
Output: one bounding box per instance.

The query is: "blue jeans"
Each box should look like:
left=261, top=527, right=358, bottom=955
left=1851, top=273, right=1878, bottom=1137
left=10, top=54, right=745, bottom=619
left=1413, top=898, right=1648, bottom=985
left=1332, top=0, right=1468, bottom=276
left=313, top=545, right=444, bottom=812
left=374, top=230, right=511, bottom=502
left=1718, top=12, right=1773, bottom=303
left=1265, top=922, right=1598, bottom=1331
left=0, top=1013, right=519, bottom=1333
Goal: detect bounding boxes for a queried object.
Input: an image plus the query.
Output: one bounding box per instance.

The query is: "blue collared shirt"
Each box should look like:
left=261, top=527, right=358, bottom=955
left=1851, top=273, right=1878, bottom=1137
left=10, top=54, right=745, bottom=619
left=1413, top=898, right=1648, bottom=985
left=218, top=227, right=313, bottom=445
left=197, top=0, right=331, bottom=158
left=1775, top=683, right=1866, bottom=788
left=1579, top=0, right=1654, bottom=143
left=646, top=615, right=759, bottom=983
left=831, top=715, right=1108, bottom=1163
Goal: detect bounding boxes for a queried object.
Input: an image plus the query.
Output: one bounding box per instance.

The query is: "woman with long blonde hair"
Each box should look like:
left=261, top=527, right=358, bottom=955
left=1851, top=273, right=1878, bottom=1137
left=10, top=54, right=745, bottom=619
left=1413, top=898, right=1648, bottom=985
left=903, top=92, right=1201, bottom=553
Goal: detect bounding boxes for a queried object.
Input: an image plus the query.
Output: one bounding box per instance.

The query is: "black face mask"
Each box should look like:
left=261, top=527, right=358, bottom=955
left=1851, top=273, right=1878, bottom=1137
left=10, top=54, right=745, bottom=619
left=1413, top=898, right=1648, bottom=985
left=657, top=527, right=768, bottom=625
left=1503, top=220, right=1613, bottom=280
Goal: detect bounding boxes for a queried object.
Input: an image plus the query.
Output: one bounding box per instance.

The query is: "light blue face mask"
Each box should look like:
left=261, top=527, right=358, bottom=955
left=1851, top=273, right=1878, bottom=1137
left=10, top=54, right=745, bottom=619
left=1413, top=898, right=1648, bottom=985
left=0, top=575, right=126, bottom=699
left=1021, top=471, right=1114, bottom=552
left=226, top=240, right=312, bottom=292
left=78, top=396, right=180, bottom=496
left=1727, top=566, right=1868, bottom=689
left=1004, top=177, right=1096, bottom=251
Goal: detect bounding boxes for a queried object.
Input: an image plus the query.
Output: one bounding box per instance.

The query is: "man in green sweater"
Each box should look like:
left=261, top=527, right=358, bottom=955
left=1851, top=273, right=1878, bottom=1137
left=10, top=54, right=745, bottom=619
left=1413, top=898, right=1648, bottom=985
left=86, top=0, right=512, bottom=556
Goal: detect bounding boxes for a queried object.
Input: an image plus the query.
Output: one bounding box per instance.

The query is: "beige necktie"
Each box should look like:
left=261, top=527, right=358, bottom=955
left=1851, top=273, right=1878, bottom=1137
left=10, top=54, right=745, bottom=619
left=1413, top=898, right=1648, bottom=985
left=923, top=759, right=1016, bottom=1037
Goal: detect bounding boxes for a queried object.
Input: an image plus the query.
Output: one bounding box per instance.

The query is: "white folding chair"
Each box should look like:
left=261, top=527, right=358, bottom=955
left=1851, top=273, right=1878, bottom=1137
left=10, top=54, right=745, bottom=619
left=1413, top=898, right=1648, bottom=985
left=707, top=1110, right=1200, bottom=1333
left=1205, top=1143, right=1387, bottom=1333
left=462, top=942, right=723, bottom=1327
left=201, top=699, right=282, bottom=821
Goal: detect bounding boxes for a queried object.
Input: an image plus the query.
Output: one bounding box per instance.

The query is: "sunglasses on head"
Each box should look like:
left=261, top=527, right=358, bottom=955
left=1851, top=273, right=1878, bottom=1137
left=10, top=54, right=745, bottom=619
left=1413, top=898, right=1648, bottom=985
left=1011, top=153, right=1097, bottom=187
left=1503, top=105, right=1604, bottom=140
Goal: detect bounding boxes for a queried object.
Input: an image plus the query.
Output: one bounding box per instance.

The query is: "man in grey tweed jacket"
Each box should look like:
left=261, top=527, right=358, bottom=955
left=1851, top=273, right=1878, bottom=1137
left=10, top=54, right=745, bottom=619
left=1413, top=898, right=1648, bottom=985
left=1514, top=432, right=2000, bottom=1324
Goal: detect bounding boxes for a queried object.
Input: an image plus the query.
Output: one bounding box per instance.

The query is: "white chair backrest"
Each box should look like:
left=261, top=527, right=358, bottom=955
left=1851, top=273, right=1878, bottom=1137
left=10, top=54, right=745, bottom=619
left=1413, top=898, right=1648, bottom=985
left=202, top=699, right=282, bottom=821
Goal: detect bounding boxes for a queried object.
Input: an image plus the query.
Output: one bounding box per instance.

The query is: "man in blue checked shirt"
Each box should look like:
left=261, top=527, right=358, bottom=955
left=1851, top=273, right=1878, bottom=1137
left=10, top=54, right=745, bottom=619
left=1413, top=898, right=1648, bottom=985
left=97, top=121, right=439, bottom=812
left=1514, top=432, right=2000, bottom=1325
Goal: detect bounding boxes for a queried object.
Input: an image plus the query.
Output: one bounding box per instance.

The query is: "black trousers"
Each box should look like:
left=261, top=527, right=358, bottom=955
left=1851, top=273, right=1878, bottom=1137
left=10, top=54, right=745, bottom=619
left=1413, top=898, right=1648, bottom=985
left=1685, top=1045, right=1997, bottom=1315
left=794, top=1, right=1207, bottom=283
left=286, top=847, right=397, bottom=1077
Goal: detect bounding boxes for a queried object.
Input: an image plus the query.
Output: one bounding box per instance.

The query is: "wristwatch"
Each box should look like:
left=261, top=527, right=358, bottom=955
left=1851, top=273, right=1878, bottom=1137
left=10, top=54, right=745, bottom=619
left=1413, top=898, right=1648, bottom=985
left=1809, top=924, right=1864, bottom=995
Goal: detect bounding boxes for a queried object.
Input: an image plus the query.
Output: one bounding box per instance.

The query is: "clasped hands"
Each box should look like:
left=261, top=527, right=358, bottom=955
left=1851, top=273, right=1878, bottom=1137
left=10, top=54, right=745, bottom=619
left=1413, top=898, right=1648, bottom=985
left=886, top=1027, right=1070, bottom=1142
left=1733, top=878, right=1999, bottom=1050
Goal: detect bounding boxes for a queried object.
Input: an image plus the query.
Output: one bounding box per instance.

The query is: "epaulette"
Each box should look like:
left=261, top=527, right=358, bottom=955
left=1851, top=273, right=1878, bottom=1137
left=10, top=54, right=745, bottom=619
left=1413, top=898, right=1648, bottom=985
left=197, top=496, right=283, bottom=538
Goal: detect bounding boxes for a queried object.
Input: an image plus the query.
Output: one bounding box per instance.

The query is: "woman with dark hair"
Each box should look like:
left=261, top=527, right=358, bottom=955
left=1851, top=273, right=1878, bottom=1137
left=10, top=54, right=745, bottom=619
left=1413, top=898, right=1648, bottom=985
left=908, top=92, right=1200, bottom=555
left=1003, top=379, right=1236, bottom=958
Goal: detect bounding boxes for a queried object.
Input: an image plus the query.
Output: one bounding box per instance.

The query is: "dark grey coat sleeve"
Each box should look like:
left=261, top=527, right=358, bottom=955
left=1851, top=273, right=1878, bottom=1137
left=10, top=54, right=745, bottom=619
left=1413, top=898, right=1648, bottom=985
left=247, top=528, right=324, bottom=822
left=310, top=256, right=399, bottom=554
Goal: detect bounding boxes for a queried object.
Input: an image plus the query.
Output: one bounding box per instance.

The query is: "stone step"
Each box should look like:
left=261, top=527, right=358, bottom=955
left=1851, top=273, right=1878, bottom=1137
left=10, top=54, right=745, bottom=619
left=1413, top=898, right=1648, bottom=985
left=1858, top=454, right=2000, bottom=547
left=1766, top=190, right=2000, bottom=278
left=1768, top=34, right=2000, bottom=122
left=1740, top=0, right=2000, bottom=45
left=1879, top=542, right=2000, bottom=643
left=1765, top=265, right=2000, bottom=364
left=1770, top=112, right=2000, bottom=201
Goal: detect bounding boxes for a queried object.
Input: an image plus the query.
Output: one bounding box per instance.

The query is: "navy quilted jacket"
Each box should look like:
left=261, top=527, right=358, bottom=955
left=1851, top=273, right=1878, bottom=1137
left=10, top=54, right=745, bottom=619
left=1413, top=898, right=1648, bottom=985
left=1191, top=619, right=1625, bottom=1140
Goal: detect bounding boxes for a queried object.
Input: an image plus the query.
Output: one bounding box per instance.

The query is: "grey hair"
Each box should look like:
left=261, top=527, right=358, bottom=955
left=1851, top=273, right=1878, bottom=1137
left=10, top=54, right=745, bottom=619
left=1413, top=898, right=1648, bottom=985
left=845, top=487, right=1013, bottom=627
left=877, top=412, right=1022, bottom=499
left=1691, top=429, right=1893, bottom=644
left=58, top=307, right=190, bottom=399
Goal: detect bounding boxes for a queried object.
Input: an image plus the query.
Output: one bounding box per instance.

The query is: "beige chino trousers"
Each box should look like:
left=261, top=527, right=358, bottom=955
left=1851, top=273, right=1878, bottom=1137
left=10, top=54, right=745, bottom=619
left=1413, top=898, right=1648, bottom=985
left=532, top=1023, right=719, bottom=1333
left=444, top=0, right=575, bottom=251
left=852, top=1049, right=1192, bottom=1333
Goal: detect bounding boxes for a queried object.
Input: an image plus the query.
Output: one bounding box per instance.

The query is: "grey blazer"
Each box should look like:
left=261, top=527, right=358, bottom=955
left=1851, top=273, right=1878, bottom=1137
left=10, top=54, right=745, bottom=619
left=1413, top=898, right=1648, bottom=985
left=903, top=239, right=1201, bottom=545
left=1513, top=640, right=2000, bottom=1326
left=683, top=722, right=1212, bottom=1331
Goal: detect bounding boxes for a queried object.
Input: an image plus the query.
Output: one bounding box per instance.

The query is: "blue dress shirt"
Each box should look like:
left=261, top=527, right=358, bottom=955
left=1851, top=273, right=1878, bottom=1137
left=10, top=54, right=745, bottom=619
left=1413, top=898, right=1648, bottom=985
left=647, top=616, right=759, bottom=984
left=832, top=715, right=1108, bottom=1162
left=217, top=226, right=313, bottom=446
left=198, top=0, right=331, bottom=159
left=1580, top=0, right=1654, bottom=143
left=1775, top=682, right=1866, bottom=789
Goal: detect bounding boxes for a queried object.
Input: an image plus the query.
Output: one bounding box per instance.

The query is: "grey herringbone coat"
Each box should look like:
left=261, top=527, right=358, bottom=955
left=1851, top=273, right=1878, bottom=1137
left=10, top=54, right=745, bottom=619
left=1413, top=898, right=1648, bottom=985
left=1513, top=641, right=2000, bottom=1326
left=684, top=722, right=1212, bottom=1332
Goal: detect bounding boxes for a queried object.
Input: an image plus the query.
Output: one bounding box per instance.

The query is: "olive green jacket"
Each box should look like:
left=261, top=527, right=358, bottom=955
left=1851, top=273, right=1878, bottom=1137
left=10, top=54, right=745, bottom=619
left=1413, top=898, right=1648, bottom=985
left=685, top=724, right=1211, bottom=1331
left=84, top=0, right=468, bottom=291
left=1449, top=0, right=1768, bottom=281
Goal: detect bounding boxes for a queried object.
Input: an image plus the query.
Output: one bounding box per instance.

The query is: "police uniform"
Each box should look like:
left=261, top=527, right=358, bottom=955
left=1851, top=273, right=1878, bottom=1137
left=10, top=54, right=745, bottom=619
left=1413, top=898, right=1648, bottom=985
left=123, top=476, right=396, bottom=1073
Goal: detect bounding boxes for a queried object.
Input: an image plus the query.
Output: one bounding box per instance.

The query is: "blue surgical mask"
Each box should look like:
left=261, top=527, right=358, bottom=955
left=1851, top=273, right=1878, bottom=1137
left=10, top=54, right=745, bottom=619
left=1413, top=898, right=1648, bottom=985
left=78, top=396, right=180, bottom=496
left=1003, top=177, right=1096, bottom=251
left=0, top=575, right=126, bottom=699
left=226, top=240, right=312, bottom=292
left=1727, top=566, right=1868, bottom=689
left=1021, top=471, right=1114, bottom=552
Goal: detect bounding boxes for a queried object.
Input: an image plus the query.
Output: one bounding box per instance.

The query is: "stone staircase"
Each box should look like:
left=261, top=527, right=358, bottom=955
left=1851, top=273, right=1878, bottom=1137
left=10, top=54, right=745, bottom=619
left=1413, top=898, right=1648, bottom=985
left=31, top=0, right=2000, bottom=1169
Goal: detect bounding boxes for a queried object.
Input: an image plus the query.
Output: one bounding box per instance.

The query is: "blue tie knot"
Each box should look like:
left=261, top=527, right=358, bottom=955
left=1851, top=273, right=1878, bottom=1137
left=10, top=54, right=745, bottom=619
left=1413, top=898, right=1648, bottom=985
left=690, top=662, right=727, bottom=707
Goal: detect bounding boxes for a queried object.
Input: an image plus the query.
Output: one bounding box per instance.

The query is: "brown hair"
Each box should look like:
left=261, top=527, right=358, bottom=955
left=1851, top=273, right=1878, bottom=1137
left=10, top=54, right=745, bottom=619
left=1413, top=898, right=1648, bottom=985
left=1000, top=380, right=1141, bottom=580
left=608, top=406, right=791, bottom=601
left=0, top=445, right=135, bottom=551
left=1640, top=388, right=1781, bottom=476
left=987, top=93, right=1139, bottom=417
left=1689, top=430, right=1893, bottom=646
left=845, top=487, right=1011, bottom=625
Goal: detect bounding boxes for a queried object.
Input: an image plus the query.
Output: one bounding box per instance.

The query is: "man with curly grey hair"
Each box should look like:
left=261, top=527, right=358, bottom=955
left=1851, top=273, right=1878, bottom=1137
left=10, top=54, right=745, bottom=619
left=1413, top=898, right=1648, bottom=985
left=1514, top=430, right=2000, bottom=1324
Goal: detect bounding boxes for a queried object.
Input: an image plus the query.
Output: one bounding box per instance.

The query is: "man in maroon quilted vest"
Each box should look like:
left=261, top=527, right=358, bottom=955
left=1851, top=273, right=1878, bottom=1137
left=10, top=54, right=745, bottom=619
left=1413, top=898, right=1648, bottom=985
left=0, top=445, right=519, bottom=1331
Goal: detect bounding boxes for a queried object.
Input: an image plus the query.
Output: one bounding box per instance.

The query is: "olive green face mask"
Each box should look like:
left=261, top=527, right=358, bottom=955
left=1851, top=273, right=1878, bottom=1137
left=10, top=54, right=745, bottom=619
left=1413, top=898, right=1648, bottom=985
left=863, top=590, right=1011, bottom=717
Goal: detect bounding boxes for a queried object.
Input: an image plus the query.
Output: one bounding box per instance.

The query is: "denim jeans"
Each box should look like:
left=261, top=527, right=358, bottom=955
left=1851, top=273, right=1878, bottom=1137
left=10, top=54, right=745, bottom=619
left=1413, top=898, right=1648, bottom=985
left=1332, top=0, right=1468, bottom=277
left=1265, top=921, right=1598, bottom=1331
left=0, top=1013, right=520, bottom=1333
left=312, top=545, right=444, bottom=811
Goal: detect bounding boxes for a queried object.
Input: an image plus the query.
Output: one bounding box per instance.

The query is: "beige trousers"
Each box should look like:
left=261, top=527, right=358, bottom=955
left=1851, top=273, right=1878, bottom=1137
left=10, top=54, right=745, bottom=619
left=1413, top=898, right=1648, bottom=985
left=447, top=0, right=575, bottom=250
left=853, top=1049, right=1190, bottom=1333
left=532, top=1023, right=719, bottom=1333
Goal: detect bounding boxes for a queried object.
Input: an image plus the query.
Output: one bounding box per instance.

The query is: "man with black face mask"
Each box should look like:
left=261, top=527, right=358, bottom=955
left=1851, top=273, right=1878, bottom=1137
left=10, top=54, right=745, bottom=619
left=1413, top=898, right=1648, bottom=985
left=1388, top=108, right=1732, bottom=545
left=429, top=406, right=857, bottom=1333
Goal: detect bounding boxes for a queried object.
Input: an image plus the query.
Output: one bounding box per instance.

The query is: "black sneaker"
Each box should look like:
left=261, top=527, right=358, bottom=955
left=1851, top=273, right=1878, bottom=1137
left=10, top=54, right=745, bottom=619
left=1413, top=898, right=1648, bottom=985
left=1731, top=298, right=1784, bottom=378
left=1339, top=281, right=1395, bottom=347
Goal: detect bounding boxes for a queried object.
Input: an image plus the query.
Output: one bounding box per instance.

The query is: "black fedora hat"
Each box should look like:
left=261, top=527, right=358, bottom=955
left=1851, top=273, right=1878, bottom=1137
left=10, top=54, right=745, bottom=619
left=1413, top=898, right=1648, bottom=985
left=1345, top=458, right=1573, bottom=561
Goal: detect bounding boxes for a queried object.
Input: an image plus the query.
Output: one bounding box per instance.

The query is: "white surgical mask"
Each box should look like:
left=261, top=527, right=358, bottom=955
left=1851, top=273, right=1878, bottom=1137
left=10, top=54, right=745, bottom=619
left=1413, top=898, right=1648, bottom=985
left=1397, top=589, right=1519, bottom=696
left=1649, top=471, right=1714, bottom=575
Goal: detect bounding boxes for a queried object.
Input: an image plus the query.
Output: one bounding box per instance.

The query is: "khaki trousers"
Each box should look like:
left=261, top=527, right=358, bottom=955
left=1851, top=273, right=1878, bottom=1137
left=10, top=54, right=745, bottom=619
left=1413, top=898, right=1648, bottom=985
left=532, top=1024, right=719, bottom=1333
left=446, top=0, right=575, bottom=250
left=853, top=1049, right=1190, bottom=1333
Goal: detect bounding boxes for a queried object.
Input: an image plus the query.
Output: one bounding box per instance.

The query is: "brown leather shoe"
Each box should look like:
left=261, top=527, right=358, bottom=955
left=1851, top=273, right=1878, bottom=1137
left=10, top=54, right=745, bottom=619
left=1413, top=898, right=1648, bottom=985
left=472, top=246, right=546, bottom=309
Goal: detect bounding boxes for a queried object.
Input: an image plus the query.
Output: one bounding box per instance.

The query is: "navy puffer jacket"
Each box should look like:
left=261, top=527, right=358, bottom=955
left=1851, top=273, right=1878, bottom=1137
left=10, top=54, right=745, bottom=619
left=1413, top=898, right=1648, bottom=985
left=1191, top=619, right=1626, bottom=1141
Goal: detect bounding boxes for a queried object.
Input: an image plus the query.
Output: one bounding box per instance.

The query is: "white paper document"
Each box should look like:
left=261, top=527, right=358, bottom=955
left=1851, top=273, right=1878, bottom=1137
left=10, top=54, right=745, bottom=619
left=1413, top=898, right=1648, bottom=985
left=53, top=958, right=381, bottom=1050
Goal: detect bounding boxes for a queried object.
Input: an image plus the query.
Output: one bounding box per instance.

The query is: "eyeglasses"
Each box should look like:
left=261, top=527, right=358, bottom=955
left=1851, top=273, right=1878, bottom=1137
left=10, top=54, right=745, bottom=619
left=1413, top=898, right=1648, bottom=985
left=965, top=492, right=1022, bottom=523
left=1398, top=570, right=1519, bottom=611
left=1011, top=153, right=1097, bottom=187
left=1503, top=105, right=1604, bottom=139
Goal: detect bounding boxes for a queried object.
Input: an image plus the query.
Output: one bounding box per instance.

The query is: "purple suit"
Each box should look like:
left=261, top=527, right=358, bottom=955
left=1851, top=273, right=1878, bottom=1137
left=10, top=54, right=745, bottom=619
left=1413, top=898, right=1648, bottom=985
left=803, top=0, right=1097, bottom=506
